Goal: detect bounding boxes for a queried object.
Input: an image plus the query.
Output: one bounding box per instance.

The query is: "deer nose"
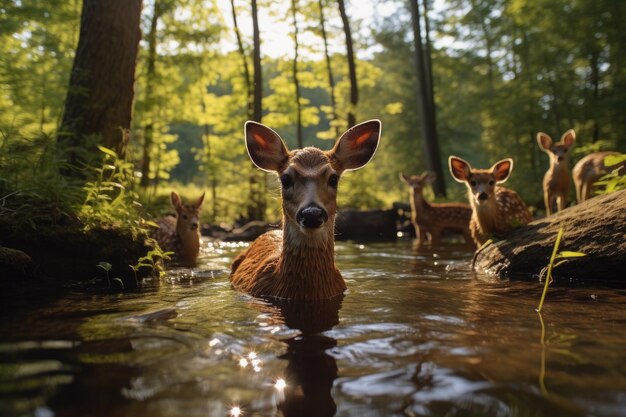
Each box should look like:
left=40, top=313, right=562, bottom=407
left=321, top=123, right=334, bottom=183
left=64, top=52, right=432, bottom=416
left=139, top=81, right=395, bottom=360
left=557, top=156, right=564, bottom=162
left=478, top=192, right=488, bottom=201
left=190, top=222, right=198, bottom=230
left=297, top=205, right=328, bottom=229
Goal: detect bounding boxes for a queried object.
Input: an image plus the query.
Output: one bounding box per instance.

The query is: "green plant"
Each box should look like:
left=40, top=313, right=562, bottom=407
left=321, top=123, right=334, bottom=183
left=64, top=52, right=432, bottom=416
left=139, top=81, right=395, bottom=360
left=536, top=227, right=586, bottom=312
left=96, top=261, right=124, bottom=289
left=130, top=238, right=172, bottom=282
left=594, top=154, right=626, bottom=195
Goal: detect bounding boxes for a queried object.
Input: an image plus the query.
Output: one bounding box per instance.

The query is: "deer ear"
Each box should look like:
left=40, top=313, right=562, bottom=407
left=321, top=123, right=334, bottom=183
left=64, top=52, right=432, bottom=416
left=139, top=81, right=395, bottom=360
left=195, top=192, right=205, bottom=209
left=331, top=120, right=381, bottom=172
left=448, top=156, right=471, bottom=183
left=491, top=158, right=513, bottom=183
left=423, top=171, right=437, bottom=184
left=399, top=173, right=410, bottom=184
left=171, top=191, right=182, bottom=210
left=560, top=129, right=575, bottom=147
left=245, top=121, right=289, bottom=172
left=537, top=133, right=552, bottom=152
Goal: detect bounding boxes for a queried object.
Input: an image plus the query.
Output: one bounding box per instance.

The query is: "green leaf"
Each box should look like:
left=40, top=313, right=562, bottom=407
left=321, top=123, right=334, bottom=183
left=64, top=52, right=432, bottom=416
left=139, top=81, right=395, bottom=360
left=557, top=251, right=586, bottom=258
left=97, top=261, right=112, bottom=271
left=97, top=146, right=118, bottom=158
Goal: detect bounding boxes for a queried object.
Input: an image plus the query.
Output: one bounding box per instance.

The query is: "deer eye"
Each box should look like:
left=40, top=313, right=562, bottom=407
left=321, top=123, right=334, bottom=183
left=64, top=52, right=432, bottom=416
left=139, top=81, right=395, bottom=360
left=182, top=214, right=188, bottom=220
left=489, top=180, right=495, bottom=186
left=280, top=174, right=293, bottom=189
left=470, top=180, right=477, bottom=187
left=328, top=174, right=339, bottom=188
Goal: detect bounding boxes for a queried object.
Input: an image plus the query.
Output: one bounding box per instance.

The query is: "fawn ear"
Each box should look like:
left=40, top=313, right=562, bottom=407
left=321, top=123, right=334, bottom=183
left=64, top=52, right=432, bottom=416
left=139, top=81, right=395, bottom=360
left=195, top=192, right=205, bottom=209
left=448, top=156, right=471, bottom=183
left=423, top=171, right=436, bottom=184
left=331, top=120, right=381, bottom=172
left=491, top=158, right=513, bottom=183
left=399, top=173, right=410, bottom=184
left=171, top=191, right=182, bottom=210
left=560, top=129, right=575, bottom=147
left=245, top=121, right=289, bottom=172
left=536, top=133, right=552, bottom=152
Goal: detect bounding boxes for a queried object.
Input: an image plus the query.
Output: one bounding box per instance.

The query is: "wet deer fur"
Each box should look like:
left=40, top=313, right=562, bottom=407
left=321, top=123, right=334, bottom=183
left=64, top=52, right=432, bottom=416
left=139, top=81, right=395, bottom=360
left=537, top=129, right=575, bottom=215
left=230, top=120, right=381, bottom=300
left=448, top=156, right=532, bottom=246
left=153, top=191, right=204, bottom=264
left=400, top=172, right=472, bottom=247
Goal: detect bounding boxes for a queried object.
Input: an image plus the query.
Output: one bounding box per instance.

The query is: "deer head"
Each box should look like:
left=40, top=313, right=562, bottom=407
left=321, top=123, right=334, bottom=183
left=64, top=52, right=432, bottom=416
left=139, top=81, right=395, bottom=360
left=449, top=156, right=513, bottom=206
left=537, top=129, right=575, bottom=166
left=400, top=171, right=436, bottom=193
left=171, top=191, right=204, bottom=238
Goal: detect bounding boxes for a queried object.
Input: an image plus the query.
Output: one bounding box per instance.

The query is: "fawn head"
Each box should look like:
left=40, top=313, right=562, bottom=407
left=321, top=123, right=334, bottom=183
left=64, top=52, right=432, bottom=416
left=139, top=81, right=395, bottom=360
left=400, top=171, right=436, bottom=193
left=171, top=191, right=204, bottom=235
left=449, top=156, right=513, bottom=206
left=537, top=129, right=575, bottom=165
left=245, top=120, right=381, bottom=238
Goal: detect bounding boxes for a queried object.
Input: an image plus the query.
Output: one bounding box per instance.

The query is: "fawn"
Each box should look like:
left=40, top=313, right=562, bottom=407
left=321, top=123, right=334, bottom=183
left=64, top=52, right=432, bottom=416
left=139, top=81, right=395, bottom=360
left=537, top=129, right=575, bottom=215
left=153, top=191, right=205, bottom=264
left=230, top=120, right=381, bottom=300
left=573, top=151, right=626, bottom=203
left=448, top=156, right=532, bottom=246
left=400, top=171, right=473, bottom=247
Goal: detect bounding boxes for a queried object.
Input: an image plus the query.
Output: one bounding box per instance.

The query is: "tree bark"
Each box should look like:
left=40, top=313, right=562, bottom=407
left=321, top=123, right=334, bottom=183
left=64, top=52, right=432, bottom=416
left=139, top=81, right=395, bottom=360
left=337, top=0, right=358, bottom=128
left=251, top=0, right=263, bottom=123
left=58, top=0, right=142, bottom=175
left=291, top=0, right=303, bottom=148
left=318, top=0, right=339, bottom=136
left=408, top=0, right=446, bottom=196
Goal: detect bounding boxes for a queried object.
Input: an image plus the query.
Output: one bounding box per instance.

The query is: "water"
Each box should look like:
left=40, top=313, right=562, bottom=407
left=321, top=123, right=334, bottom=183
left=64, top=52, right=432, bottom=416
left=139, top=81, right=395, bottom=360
left=1, top=240, right=626, bottom=417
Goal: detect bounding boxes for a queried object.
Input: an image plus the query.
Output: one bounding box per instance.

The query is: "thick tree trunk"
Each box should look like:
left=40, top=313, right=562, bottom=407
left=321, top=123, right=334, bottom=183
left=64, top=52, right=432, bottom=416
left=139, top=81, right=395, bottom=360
left=291, top=0, right=303, bottom=148
left=318, top=0, right=339, bottom=136
left=408, top=0, right=446, bottom=196
left=337, top=0, right=358, bottom=128
left=58, top=0, right=142, bottom=174
left=473, top=190, right=626, bottom=281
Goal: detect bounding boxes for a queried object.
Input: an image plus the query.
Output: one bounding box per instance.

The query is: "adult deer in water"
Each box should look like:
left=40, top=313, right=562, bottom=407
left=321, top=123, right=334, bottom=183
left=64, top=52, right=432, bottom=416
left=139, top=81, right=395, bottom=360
left=230, top=120, right=381, bottom=300
left=400, top=172, right=472, bottom=247
left=537, top=129, right=575, bottom=215
left=572, top=151, right=626, bottom=203
left=153, top=191, right=204, bottom=265
left=448, top=156, right=532, bottom=246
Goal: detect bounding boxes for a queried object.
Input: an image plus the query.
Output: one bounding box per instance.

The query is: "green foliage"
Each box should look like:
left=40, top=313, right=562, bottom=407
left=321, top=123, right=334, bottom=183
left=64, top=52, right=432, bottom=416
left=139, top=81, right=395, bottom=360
left=594, top=154, right=626, bottom=195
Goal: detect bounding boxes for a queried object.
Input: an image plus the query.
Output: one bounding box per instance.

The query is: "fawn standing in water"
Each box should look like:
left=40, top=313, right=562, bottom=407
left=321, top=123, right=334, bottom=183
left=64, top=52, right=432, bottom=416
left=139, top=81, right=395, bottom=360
left=400, top=172, right=472, bottom=248
left=537, top=129, right=575, bottom=215
left=448, top=156, right=532, bottom=246
left=230, top=120, right=381, bottom=300
left=153, top=191, right=204, bottom=265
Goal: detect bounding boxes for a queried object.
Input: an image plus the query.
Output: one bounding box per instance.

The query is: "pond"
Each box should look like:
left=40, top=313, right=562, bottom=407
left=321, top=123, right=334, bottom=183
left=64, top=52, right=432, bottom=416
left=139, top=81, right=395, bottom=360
left=1, top=240, right=626, bottom=417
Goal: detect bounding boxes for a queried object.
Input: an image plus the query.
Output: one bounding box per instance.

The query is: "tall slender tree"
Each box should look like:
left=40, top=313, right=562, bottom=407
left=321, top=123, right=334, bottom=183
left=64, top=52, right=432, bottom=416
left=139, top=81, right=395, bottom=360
left=249, top=0, right=265, bottom=220
left=337, top=0, right=358, bottom=128
left=58, top=0, right=143, bottom=175
left=291, top=0, right=303, bottom=148
left=230, top=0, right=253, bottom=119
left=408, top=0, right=445, bottom=196
left=318, top=0, right=339, bottom=136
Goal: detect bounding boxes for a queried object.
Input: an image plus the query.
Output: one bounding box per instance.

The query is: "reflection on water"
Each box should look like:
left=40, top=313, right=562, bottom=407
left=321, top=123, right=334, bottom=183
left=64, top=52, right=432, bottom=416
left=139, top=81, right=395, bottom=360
left=1, top=239, right=626, bottom=417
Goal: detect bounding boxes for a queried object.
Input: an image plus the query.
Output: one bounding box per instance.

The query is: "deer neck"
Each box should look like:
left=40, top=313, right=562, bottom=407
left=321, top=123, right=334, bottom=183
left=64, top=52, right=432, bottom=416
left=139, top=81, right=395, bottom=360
left=410, top=188, right=431, bottom=216
left=177, top=228, right=200, bottom=260
left=470, top=189, right=499, bottom=234
left=274, top=218, right=345, bottom=299
left=549, top=158, right=570, bottom=177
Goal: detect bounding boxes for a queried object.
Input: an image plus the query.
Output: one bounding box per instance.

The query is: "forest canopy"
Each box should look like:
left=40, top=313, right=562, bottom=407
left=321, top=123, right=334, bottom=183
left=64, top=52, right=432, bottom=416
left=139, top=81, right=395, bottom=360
left=1, top=0, right=625, bottom=224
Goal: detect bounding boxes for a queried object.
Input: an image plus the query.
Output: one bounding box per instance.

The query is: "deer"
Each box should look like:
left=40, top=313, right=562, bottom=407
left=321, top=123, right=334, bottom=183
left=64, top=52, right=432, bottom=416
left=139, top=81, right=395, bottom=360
left=230, top=119, right=381, bottom=300
left=537, top=129, right=575, bottom=215
left=448, top=156, right=533, bottom=246
left=400, top=171, right=473, bottom=247
left=152, top=191, right=205, bottom=265
left=572, top=151, right=626, bottom=203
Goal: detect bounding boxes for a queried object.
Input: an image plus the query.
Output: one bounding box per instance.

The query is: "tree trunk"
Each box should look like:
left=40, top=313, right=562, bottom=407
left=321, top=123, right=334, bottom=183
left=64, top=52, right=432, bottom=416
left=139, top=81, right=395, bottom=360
left=58, top=0, right=142, bottom=175
left=318, top=0, right=339, bottom=136
left=249, top=0, right=265, bottom=220
left=291, top=0, right=303, bottom=148
left=408, top=0, right=446, bottom=196
left=230, top=0, right=253, bottom=119
left=140, top=0, right=160, bottom=187
left=337, top=0, right=358, bottom=128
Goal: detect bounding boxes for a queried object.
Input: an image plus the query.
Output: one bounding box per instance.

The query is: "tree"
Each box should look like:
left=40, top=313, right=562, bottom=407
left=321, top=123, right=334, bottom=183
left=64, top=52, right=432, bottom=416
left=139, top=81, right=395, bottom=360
left=58, top=0, right=143, bottom=174
left=408, top=0, right=446, bottom=196
left=317, top=0, right=339, bottom=136
left=291, top=0, right=303, bottom=147
left=337, top=0, right=358, bottom=128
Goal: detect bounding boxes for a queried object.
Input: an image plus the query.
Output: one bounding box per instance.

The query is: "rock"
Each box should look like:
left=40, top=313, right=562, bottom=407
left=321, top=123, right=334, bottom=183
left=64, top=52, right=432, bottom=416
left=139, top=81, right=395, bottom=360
left=473, top=190, right=626, bottom=281
left=0, top=246, right=32, bottom=278
left=335, top=208, right=397, bottom=241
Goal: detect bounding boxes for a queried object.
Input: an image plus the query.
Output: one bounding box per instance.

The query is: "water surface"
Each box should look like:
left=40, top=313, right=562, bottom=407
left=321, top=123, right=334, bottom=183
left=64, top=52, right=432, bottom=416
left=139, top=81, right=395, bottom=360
left=1, top=240, right=625, bottom=417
